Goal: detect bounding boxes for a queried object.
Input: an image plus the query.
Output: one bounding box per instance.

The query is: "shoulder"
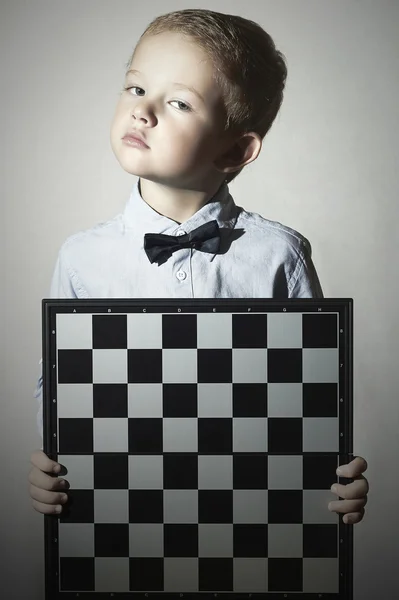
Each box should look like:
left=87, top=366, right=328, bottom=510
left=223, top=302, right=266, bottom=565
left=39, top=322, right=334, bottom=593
left=234, top=206, right=323, bottom=298
left=236, top=206, right=313, bottom=260
left=58, top=213, right=123, bottom=262
left=48, top=214, right=124, bottom=298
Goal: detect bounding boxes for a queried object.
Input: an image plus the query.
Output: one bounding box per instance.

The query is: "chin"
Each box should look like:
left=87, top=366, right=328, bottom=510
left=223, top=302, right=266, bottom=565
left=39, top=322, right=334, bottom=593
left=111, top=144, right=144, bottom=171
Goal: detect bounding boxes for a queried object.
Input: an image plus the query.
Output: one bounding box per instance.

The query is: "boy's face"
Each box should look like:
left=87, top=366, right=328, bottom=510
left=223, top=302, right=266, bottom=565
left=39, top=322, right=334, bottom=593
left=110, top=31, right=237, bottom=188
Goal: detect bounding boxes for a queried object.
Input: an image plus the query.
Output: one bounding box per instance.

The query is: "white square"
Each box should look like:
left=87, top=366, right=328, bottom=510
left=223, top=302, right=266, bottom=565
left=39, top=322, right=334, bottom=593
left=94, top=418, right=128, bottom=452
left=233, top=418, right=267, bottom=452
left=127, top=313, right=162, bottom=348
left=163, top=349, right=197, bottom=383
left=197, top=313, right=232, bottom=348
left=163, top=418, right=198, bottom=452
left=56, top=313, right=92, bottom=349
left=233, top=349, right=267, bottom=383
left=93, top=349, right=127, bottom=383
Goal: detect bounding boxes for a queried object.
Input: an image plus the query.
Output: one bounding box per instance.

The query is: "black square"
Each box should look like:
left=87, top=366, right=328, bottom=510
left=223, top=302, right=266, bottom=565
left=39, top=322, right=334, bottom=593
left=199, top=558, right=233, bottom=591
left=162, top=314, right=197, bottom=348
left=129, top=490, right=163, bottom=523
left=164, top=524, right=198, bottom=557
left=233, top=454, right=268, bottom=489
left=129, top=418, right=162, bottom=453
left=163, top=383, right=197, bottom=417
left=199, top=490, right=233, bottom=523
left=303, top=382, right=338, bottom=417
left=59, top=418, right=93, bottom=453
left=94, top=453, right=128, bottom=488
left=234, top=524, right=268, bottom=557
left=93, top=383, right=128, bottom=418
left=164, top=454, right=198, bottom=489
left=129, top=558, right=163, bottom=591
left=60, top=557, right=94, bottom=591
left=94, top=523, right=129, bottom=556
left=59, top=489, right=94, bottom=523
left=268, top=348, right=302, bottom=383
left=303, top=313, right=337, bottom=348
left=304, top=524, right=338, bottom=557
left=268, top=490, right=303, bottom=524
left=232, top=313, right=268, bottom=347
left=233, top=383, right=268, bottom=416
left=268, top=557, right=303, bottom=592
left=268, top=417, right=302, bottom=453
left=303, top=454, right=339, bottom=490
left=198, top=349, right=232, bottom=382
left=128, top=349, right=162, bottom=383
left=92, top=314, right=127, bottom=348
left=58, top=349, right=92, bottom=384
left=198, top=418, right=232, bottom=453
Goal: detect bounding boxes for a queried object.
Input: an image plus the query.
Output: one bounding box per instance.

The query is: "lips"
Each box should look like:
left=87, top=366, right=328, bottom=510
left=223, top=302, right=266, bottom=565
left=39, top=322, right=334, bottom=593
left=122, top=132, right=149, bottom=147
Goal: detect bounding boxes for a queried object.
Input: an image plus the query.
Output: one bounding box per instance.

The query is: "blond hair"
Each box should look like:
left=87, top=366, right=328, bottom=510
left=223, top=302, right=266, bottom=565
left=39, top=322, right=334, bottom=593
left=125, top=8, right=287, bottom=184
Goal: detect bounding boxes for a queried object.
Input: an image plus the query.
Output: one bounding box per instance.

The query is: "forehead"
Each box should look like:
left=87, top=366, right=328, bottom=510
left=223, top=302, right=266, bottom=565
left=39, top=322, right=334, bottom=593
left=130, top=32, right=219, bottom=101
left=133, top=31, right=209, bottom=69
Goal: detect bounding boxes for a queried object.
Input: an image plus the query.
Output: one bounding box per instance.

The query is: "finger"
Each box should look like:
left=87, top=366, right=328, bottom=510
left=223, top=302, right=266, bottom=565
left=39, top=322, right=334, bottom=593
left=328, top=498, right=366, bottom=514
left=31, top=497, right=65, bottom=515
left=28, top=465, right=68, bottom=492
left=337, top=456, right=368, bottom=478
left=331, top=476, right=368, bottom=499
left=30, top=450, right=61, bottom=474
left=343, top=510, right=365, bottom=525
left=30, top=482, right=68, bottom=506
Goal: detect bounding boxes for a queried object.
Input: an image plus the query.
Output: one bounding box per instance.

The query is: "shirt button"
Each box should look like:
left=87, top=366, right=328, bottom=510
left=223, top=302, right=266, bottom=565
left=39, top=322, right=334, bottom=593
left=177, top=270, right=187, bottom=280
left=176, top=230, right=186, bottom=236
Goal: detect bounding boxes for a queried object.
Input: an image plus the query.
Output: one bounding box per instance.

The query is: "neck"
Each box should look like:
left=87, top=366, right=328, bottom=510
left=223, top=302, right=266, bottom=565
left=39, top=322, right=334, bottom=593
left=138, top=177, right=225, bottom=224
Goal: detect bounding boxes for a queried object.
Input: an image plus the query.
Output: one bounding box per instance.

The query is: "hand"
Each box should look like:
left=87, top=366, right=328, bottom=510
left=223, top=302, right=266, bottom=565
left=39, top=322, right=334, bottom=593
left=328, top=456, right=368, bottom=524
left=29, top=450, right=69, bottom=515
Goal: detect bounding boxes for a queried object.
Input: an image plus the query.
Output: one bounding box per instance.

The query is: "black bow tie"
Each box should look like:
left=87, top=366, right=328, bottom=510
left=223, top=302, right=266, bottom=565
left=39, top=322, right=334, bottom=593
left=144, top=220, right=221, bottom=264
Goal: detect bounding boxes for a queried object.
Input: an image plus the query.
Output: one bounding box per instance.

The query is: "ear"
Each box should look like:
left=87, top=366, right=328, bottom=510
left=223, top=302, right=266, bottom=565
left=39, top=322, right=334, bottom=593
left=214, top=132, right=262, bottom=175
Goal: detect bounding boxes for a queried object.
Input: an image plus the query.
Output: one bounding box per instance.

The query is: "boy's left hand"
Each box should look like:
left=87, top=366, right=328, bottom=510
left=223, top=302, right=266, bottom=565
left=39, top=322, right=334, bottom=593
left=328, top=456, right=369, bottom=524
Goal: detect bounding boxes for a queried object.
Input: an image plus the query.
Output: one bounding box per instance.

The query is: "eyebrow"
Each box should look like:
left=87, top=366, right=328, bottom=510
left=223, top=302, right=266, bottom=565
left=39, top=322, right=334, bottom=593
left=125, top=69, right=205, bottom=104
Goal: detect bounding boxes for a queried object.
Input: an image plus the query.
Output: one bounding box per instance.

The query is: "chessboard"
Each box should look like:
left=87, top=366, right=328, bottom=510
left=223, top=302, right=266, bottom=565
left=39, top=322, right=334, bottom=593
left=42, top=298, right=353, bottom=599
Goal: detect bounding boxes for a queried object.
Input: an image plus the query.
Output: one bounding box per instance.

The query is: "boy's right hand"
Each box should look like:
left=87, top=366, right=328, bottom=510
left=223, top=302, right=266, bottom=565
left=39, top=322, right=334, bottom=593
left=29, top=450, right=69, bottom=515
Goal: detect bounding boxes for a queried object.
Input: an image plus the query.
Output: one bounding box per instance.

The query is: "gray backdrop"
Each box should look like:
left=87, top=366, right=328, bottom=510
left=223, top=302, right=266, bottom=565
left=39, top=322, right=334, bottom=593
left=1, top=0, right=398, bottom=598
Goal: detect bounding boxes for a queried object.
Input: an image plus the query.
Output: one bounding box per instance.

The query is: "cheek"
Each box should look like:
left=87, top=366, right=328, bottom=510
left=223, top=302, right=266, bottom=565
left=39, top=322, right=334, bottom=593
left=163, top=128, right=205, bottom=156
left=110, top=110, right=124, bottom=139
left=185, top=133, right=219, bottom=161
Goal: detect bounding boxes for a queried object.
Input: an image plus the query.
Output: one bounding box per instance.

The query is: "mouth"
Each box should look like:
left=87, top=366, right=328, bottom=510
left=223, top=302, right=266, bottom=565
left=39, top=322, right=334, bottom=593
left=122, top=133, right=149, bottom=148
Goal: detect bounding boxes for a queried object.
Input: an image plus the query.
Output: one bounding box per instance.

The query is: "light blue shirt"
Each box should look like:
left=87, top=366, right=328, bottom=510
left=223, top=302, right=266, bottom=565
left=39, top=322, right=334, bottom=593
left=34, top=178, right=324, bottom=442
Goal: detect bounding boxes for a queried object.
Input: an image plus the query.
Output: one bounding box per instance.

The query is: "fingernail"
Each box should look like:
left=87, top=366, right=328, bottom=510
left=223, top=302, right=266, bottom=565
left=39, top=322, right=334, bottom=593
left=337, top=468, right=343, bottom=476
left=332, top=485, right=338, bottom=494
left=55, top=506, right=62, bottom=513
left=54, top=465, right=61, bottom=473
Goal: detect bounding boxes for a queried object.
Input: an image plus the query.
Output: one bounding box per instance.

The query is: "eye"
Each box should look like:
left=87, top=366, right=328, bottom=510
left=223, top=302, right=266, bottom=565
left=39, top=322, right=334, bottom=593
left=123, top=86, right=192, bottom=112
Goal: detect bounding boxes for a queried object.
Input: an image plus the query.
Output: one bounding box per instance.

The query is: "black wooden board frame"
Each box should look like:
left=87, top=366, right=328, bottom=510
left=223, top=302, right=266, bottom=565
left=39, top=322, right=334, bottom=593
left=42, top=298, right=353, bottom=600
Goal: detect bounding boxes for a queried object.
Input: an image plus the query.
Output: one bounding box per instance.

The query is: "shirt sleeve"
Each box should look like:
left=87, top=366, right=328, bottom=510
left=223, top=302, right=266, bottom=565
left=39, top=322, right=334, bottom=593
left=288, top=238, right=324, bottom=299
left=34, top=246, right=78, bottom=447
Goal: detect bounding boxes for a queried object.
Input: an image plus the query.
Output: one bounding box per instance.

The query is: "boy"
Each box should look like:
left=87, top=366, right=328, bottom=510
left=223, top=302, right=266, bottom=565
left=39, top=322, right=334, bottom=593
left=28, top=9, right=368, bottom=525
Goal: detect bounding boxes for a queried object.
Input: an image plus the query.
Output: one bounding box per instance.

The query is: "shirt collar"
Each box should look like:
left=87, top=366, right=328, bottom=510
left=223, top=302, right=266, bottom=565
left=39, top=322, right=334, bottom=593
left=122, top=178, right=240, bottom=262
